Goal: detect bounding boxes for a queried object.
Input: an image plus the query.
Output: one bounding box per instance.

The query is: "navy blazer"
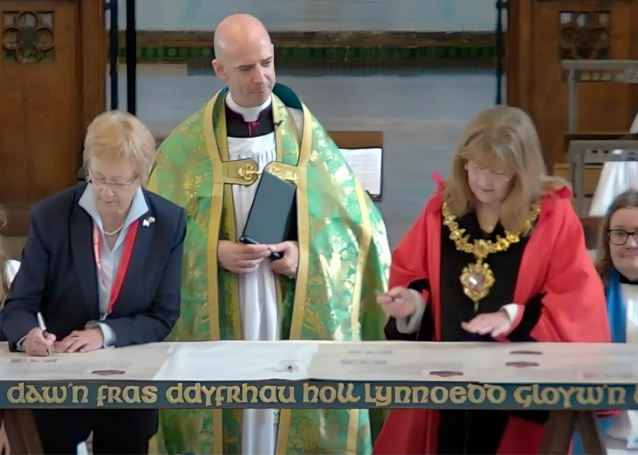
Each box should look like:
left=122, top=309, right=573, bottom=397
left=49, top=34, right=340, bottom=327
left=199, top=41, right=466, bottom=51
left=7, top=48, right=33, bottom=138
left=1, top=182, right=186, bottom=348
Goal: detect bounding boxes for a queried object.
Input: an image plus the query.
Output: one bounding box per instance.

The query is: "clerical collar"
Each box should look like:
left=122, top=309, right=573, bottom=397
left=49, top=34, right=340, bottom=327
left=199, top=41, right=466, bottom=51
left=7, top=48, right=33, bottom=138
left=226, top=92, right=272, bottom=122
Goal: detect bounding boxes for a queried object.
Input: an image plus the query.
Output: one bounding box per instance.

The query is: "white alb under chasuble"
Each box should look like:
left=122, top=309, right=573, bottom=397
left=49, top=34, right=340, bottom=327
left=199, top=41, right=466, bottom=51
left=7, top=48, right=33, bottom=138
left=225, top=92, right=302, bottom=455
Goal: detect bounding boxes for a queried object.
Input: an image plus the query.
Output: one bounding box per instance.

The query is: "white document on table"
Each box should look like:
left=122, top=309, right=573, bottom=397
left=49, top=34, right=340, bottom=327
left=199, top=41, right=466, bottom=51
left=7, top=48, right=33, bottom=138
left=154, top=341, right=319, bottom=381
left=0, top=343, right=170, bottom=381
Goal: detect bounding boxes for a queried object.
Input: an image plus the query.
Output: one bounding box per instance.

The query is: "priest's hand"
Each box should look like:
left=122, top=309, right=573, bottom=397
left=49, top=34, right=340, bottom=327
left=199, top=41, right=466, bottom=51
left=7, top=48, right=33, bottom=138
left=270, top=241, right=299, bottom=278
left=54, top=329, right=104, bottom=353
left=461, top=309, right=511, bottom=338
left=218, top=241, right=272, bottom=274
left=376, top=287, right=417, bottom=319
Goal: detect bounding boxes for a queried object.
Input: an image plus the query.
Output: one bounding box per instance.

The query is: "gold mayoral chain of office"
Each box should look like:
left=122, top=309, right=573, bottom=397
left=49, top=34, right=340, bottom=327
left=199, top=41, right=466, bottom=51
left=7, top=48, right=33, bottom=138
left=441, top=202, right=541, bottom=310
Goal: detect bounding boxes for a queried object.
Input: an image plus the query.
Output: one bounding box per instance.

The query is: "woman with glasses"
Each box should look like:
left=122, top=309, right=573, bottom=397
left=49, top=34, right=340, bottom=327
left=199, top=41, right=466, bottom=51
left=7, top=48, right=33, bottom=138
left=574, top=189, right=638, bottom=453
left=0, top=111, right=186, bottom=454
left=373, top=106, right=610, bottom=455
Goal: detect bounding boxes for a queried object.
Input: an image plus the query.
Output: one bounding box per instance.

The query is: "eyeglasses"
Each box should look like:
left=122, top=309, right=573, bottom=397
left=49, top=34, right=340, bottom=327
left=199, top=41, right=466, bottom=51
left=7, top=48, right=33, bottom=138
left=466, top=161, right=514, bottom=182
left=86, top=171, right=138, bottom=188
left=608, top=230, right=638, bottom=246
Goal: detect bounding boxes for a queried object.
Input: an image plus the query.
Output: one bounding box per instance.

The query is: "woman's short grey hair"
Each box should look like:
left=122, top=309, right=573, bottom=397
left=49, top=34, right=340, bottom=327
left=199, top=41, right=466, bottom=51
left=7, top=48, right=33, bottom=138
left=83, top=111, right=157, bottom=181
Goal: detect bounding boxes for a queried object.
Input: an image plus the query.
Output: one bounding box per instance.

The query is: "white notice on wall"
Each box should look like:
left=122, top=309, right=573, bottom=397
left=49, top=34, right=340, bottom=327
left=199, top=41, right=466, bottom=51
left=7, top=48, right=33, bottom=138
left=340, top=148, right=383, bottom=198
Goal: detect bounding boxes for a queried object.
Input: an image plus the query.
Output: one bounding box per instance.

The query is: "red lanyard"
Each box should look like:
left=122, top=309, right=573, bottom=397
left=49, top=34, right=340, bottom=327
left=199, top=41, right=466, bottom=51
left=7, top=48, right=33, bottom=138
left=92, top=219, right=139, bottom=317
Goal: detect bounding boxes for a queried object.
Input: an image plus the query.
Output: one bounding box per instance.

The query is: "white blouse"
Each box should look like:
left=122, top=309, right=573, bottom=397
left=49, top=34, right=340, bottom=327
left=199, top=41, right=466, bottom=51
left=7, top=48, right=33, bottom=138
left=4, top=259, right=19, bottom=284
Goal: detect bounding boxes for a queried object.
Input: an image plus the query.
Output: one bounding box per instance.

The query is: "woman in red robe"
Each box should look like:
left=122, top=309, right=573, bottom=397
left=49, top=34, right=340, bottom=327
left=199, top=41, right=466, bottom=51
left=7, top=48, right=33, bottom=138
left=373, top=106, right=611, bottom=455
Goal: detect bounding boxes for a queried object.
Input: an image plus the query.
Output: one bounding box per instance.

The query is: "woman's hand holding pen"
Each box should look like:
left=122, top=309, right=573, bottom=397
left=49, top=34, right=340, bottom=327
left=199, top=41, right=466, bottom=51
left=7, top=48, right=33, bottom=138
left=24, top=327, right=56, bottom=357
left=376, top=287, right=418, bottom=319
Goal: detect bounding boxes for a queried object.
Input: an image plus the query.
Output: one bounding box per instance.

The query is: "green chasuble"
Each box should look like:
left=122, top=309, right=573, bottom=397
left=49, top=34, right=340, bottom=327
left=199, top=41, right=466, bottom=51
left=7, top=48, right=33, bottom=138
left=147, top=83, right=391, bottom=455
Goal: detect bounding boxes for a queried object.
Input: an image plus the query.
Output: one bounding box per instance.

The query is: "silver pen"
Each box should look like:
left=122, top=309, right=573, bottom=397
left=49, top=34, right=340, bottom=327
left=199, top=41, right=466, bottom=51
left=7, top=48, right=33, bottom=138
left=36, top=312, right=52, bottom=356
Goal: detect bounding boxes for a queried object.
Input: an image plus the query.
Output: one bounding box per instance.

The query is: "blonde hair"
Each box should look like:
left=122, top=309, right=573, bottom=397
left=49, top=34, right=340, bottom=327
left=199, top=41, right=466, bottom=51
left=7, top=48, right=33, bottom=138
left=595, top=190, right=638, bottom=282
left=0, top=206, right=8, bottom=307
left=444, top=105, right=569, bottom=231
left=83, top=111, right=157, bottom=182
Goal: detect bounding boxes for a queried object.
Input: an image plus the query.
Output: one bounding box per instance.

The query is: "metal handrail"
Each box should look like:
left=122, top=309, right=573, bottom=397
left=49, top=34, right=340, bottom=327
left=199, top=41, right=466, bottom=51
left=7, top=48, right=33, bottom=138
left=105, top=0, right=136, bottom=113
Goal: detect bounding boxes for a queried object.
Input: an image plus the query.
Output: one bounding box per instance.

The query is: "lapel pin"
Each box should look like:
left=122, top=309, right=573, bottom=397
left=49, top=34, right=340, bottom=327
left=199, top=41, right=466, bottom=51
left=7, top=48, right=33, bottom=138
left=142, top=216, right=156, bottom=227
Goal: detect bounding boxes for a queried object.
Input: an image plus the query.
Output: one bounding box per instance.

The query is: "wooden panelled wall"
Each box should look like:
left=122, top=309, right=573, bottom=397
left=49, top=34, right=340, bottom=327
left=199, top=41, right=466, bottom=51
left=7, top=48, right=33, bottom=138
left=0, top=0, right=105, bottom=235
left=2, top=0, right=637, bottom=236
left=507, top=0, right=638, bottom=171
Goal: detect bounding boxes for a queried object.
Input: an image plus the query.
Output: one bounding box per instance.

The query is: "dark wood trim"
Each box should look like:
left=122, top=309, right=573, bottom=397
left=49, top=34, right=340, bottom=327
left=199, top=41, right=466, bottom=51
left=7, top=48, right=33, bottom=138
left=4, top=208, right=29, bottom=237
left=328, top=131, right=383, bottom=149
left=79, top=0, right=106, bottom=130
left=581, top=217, right=603, bottom=250
left=124, top=30, right=497, bottom=50
left=505, top=0, right=519, bottom=105
left=155, top=131, right=384, bottom=147
left=0, top=1, right=105, bottom=237
left=507, top=0, right=533, bottom=109
left=629, top=1, right=638, bottom=127
left=540, top=411, right=605, bottom=455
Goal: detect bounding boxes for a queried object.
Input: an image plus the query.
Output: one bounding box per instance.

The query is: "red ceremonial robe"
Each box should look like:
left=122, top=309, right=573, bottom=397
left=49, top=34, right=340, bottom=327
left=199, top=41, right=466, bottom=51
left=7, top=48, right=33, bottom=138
left=373, top=175, right=611, bottom=455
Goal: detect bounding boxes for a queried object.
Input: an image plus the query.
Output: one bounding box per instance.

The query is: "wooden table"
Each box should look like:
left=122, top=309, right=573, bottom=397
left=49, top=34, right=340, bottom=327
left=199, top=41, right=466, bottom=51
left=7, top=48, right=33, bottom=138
left=2, top=341, right=637, bottom=454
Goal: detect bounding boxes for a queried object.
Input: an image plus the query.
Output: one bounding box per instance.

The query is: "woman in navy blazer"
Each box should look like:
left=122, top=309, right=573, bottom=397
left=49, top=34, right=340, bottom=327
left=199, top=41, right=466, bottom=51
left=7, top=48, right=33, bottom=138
left=1, top=111, right=185, bottom=455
